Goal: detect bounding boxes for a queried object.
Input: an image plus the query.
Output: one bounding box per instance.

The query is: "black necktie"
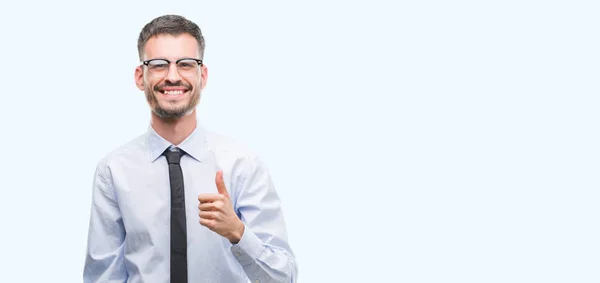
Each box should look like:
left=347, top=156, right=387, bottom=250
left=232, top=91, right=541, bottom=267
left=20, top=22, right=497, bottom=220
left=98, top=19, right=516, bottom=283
left=164, top=148, right=188, bottom=283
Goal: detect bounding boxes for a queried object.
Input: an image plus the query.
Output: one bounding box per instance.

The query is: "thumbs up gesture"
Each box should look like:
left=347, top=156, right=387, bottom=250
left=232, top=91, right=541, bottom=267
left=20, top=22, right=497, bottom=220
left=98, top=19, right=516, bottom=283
left=198, top=170, right=245, bottom=243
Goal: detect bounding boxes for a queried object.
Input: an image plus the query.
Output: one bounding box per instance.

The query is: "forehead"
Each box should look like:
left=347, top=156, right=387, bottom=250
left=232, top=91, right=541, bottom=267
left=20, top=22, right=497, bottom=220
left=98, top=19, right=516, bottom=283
left=143, top=33, right=199, bottom=61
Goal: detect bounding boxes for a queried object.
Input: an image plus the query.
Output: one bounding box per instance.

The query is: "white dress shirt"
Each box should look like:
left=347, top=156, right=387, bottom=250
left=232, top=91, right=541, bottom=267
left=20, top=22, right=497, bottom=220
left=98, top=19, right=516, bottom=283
left=83, top=123, right=298, bottom=283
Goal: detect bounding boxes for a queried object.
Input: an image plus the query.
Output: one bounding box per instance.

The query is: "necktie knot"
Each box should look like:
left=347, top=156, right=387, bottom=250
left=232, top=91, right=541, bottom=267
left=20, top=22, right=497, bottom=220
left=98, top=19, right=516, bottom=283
left=164, top=148, right=184, bottom=165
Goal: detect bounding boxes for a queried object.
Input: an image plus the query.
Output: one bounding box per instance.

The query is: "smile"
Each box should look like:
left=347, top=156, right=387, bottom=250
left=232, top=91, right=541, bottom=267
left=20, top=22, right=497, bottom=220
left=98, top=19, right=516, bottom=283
left=159, top=88, right=189, bottom=98
left=163, top=90, right=185, bottom=95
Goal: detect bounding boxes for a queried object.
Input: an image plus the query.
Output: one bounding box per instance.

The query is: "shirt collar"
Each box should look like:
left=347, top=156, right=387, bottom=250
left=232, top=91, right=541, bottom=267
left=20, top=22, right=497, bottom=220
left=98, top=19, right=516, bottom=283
left=146, top=123, right=210, bottom=163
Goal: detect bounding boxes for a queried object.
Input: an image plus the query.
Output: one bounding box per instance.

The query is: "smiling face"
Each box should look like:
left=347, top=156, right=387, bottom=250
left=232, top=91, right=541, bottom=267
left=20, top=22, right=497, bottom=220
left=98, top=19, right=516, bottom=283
left=135, top=33, right=208, bottom=121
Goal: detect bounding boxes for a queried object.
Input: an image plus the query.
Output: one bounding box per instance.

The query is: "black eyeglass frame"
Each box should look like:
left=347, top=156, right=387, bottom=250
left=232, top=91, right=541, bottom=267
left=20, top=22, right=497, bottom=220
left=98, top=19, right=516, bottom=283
left=141, top=58, right=204, bottom=67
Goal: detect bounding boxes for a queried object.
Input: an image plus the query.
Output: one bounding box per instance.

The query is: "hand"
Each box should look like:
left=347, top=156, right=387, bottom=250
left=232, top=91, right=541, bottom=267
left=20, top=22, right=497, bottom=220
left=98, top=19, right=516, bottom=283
left=198, top=170, right=245, bottom=243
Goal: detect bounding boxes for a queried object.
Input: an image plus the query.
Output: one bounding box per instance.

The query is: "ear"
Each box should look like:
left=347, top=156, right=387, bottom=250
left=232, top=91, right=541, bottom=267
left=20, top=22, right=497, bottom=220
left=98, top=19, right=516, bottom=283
left=200, top=64, right=208, bottom=89
left=134, top=66, right=144, bottom=91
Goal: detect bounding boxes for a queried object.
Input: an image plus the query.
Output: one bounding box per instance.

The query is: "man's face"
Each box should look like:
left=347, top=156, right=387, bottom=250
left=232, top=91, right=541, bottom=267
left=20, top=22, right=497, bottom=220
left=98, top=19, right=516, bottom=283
left=135, top=33, right=207, bottom=120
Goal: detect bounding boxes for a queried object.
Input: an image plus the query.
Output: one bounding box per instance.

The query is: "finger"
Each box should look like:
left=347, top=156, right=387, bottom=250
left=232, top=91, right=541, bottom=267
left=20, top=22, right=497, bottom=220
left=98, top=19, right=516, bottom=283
left=199, top=211, right=218, bottom=220
left=215, top=170, right=230, bottom=198
left=198, top=193, right=224, bottom=203
left=199, top=201, right=223, bottom=211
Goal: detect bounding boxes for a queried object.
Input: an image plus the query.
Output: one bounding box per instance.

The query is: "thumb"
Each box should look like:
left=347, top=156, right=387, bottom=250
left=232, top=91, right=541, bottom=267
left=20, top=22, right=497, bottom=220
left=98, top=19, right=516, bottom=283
left=215, top=170, right=229, bottom=198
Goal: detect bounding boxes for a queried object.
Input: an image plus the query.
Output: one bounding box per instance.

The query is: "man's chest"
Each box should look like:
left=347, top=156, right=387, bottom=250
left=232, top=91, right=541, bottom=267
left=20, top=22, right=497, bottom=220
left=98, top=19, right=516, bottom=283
left=112, top=160, right=222, bottom=234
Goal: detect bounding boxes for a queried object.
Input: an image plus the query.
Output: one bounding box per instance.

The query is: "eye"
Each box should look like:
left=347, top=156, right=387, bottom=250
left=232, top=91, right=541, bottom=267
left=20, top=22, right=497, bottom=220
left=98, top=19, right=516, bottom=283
left=150, top=64, right=168, bottom=69
left=147, top=60, right=169, bottom=69
left=178, top=60, right=197, bottom=69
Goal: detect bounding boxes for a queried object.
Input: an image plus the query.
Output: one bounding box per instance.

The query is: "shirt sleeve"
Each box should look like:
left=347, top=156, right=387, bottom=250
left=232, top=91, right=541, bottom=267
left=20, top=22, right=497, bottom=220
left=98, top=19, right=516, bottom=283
left=230, top=156, right=299, bottom=283
left=83, top=162, right=128, bottom=283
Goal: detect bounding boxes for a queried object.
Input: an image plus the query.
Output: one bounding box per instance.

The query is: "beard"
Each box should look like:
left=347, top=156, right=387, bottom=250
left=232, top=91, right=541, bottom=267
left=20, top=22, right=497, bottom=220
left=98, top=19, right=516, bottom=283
left=145, top=80, right=201, bottom=121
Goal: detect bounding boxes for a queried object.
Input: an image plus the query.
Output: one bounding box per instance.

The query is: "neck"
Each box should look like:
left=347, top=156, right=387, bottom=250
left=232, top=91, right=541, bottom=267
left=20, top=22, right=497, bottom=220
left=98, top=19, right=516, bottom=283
left=150, top=109, right=197, bottom=145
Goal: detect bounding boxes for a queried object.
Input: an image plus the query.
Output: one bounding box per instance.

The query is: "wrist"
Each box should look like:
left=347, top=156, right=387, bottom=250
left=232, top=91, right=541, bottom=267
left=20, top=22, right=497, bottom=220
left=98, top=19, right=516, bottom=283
left=228, top=221, right=245, bottom=244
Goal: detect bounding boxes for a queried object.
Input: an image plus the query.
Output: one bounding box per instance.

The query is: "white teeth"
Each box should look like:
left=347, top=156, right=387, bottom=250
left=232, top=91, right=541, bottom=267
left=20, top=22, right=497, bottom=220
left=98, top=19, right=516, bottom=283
left=164, top=90, right=184, bottom=95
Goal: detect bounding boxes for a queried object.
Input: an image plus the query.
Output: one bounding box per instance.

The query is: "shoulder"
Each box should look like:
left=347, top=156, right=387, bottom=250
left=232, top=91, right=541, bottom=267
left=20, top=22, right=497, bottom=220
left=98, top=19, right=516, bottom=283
left=94, top=133, right=148, bottom=179
left=205, top=130, right=258, bottom=158
left=203, top=129, right=267, bottom=174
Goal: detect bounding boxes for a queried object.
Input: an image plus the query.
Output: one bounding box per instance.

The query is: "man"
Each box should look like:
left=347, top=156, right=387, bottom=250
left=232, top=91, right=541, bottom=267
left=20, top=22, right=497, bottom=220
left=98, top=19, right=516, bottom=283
left=83, top=14, right=298, bottom=283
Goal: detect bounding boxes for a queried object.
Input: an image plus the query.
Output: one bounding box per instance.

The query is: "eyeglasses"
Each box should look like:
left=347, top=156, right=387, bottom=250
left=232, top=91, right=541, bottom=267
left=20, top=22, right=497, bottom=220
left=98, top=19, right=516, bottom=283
left=141, top=58, right=203, bottom=78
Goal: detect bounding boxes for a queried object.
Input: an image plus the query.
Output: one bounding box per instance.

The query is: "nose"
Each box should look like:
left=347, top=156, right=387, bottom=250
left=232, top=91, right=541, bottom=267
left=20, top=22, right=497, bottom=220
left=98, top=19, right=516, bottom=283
left=165, top=62, right=182, bottom=82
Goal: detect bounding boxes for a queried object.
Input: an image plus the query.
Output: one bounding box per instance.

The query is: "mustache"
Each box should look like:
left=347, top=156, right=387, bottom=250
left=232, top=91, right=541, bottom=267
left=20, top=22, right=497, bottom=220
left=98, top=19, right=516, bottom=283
left=154, top=81, right=192, bottom=92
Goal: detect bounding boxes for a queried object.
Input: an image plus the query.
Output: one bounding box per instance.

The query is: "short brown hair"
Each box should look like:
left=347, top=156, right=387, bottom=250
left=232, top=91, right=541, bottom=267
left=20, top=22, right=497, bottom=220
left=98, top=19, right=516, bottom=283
left=137, top=14, right=206, bottom=61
